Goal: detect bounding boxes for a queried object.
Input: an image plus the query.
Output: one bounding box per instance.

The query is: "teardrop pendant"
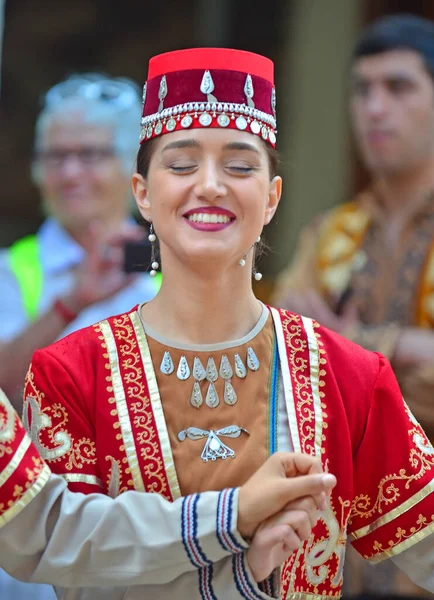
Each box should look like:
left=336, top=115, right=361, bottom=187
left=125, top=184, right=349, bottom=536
left=224, top=380, right=238, bottom=406
left=160, top=351, right=174, bottom=375
left=205, top=357, right=218, bottom=382
left=177, top=356, right=191, bottom=380
left=190, top=381, right=203, bottom=409
left=234, top=353, right=247, bottom=378
left=247, top=347, right=260, bottom=371
left=205, top=381, right=220, bottom=408
left=193, top=357, right=206, bottom=381
left=219, top=354, right=233, bottom=380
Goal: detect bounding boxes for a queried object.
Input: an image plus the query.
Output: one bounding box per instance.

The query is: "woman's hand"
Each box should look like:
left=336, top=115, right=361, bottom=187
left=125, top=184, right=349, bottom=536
left=237, top=452, right=336, bottom=540
left=247, top=495, right=327, bottom=582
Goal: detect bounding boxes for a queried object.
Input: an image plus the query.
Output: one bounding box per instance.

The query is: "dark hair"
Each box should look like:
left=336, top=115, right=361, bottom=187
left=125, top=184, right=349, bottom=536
left=353, top=14, right=434, bottom=77
left=136, top=136, right=280, bottom=179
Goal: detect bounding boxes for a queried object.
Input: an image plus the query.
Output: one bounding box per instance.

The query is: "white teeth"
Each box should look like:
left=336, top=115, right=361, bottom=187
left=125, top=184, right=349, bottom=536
left=187, top=213, right=231, bottom=224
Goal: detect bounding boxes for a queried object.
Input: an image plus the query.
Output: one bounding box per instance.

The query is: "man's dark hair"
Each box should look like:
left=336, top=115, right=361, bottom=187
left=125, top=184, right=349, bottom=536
left=353, top=14, right=434, bottom=76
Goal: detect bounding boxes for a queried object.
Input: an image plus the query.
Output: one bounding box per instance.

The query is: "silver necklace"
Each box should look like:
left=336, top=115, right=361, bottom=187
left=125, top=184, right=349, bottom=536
left=178, top=425, right=249, bottom=462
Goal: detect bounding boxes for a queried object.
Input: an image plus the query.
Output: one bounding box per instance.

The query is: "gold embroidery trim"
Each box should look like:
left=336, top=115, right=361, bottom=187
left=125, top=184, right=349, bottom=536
left=270, top=308, right=301, bottom=453
left=366, top=516, right=434, bottom=564
left=59, top=473, right=103, bottom=488
left=0, top=434, right=32, bottom=488
left=0, top=389, right=16, bottom=444
left=130, top=311, right=181, bottom=500
left=0, top=463, right=51, bottom=529
left=301, top=316, right=322, bottom=457
left=99, top=319, right=145, bottom=492
left=351, top=478, right=434, bottom=540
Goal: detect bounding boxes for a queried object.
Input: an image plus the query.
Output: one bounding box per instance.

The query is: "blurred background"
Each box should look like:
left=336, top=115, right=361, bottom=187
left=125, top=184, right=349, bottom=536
left=1, top=0, right=433, bottom=300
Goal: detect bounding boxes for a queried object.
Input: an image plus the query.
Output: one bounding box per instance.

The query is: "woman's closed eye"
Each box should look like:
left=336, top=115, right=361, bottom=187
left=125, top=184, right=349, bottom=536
left=167, top=162, right=197, bottom=173
left=226, top=163, right=258, bottom=174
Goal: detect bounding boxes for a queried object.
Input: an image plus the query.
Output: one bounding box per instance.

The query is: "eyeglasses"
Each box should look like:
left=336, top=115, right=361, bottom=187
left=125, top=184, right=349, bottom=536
left=43, top=74, right=140, bottom=111
left=35, top=147, right=116, bottom=168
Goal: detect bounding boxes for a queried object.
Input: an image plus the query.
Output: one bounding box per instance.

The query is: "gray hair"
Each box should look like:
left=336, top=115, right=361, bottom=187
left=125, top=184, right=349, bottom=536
left=32, top=73, right=142, bottom=181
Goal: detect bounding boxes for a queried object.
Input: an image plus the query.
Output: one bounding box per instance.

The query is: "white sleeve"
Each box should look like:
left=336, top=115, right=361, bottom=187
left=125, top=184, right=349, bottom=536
left=0, top=473, right=249, bottom=588
left=210, top=553, right=278, bottom=599
left=391, top=532, right=434, bottom=593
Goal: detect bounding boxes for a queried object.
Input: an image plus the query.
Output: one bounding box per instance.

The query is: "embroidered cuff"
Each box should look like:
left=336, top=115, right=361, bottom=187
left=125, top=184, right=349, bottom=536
left=198, top=564, right=217, bottom=600
left=217, top=488, right=249, bottom=554
left=257, top=570, right=279, bottom=598
left=232, top=553, right=276, bottom=599
left=181, top=493, right=211, bottom=569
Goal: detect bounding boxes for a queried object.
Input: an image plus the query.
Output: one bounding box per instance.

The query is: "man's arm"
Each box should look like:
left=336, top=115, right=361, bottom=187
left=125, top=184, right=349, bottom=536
left=0, top=223, right=146, bottom=410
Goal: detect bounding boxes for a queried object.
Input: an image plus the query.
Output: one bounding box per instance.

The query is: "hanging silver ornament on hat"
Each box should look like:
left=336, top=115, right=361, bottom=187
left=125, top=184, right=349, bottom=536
left=244, top=74, right=255, bottom=108
left=158, top=75, right=168, bottom=112
left=200, top=70, right=218, bottom=103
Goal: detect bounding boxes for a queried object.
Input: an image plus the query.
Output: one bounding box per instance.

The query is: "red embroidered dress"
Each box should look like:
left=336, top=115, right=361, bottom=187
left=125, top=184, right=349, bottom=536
left=23, top=306, right=434, bottom=599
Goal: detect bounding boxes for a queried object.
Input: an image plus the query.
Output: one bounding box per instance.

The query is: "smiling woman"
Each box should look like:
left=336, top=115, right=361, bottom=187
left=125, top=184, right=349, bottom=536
left=18, top=47, right=434, bottom=600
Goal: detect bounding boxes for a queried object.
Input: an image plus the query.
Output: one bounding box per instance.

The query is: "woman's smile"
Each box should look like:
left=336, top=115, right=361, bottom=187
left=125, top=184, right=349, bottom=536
left=183, top=206, right=236, bottom=232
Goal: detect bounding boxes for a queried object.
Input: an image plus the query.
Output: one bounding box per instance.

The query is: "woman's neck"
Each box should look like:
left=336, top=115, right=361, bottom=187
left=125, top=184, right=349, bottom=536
left=141, top=260, right=262, bottom=345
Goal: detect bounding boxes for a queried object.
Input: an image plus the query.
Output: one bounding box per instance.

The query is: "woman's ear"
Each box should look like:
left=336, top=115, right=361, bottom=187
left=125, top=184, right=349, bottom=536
left=264, top=175, right=282, bottom=225
left=132, top=173, right=151, bottom=220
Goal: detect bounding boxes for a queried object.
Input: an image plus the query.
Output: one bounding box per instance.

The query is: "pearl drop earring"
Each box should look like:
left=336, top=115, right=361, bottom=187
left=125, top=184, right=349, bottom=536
left=239, top=235, right=263, bottom=280
left=148, top=223, right=159, bottom=277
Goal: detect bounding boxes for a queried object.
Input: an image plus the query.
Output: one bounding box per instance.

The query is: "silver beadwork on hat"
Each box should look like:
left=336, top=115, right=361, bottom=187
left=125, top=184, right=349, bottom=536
left=158, top=75, right=167, bottom=112
left=235, top=116, right=248, bottom=131
left=200, top=70, right=218, bottom=103
left=217, top=114, right=230, bottom=127
left=250, top=120, right=261, bottom=135
left=244, top=74, right=255, bottom=109
left=166, top=118, right=176, bottom=132
left=181, top=115, right=193, bottom=128
left=199, top=113, right=212, bottom=127
left=271, top=87, right=276, bottom=119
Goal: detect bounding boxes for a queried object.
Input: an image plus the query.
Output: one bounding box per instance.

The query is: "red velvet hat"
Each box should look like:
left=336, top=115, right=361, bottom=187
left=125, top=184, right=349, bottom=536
left=140, top=47, right=276, bottom=147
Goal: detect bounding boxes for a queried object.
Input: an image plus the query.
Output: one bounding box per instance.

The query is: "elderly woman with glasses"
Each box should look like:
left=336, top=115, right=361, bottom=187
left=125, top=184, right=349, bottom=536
left=7, top=48, right=434, bottom=599
left=0, top=74, right=159, bottom=412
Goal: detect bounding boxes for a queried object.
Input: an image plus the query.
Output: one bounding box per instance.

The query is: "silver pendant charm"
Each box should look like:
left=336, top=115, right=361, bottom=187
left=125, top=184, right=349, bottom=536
left=190, top=381, right=203, bottom=409
left=199, top=113, right=212, bottom=127
left=178, top=427, right=208, bottom=442
left=247, top=347, right=260, bottom=371
left=200, top=70, right=218, bottom=103
left=234, top=353, right=247, bottom=378
left=202, top=431, right=235, bottom=461
left=205, top=381, right=220, bottom=408
left=160, top=350, right=174, bottom=375
left=158, top=75, right=168, bottom=113
left=235, top=115, right=248, bottom=130
left=177, top=355, right=191, bottom=380
left=217, top=113, right=230, bottom=128
left=244, top=74, right=255, bottom=108
left=224, top=380, right=238, bottom=406
left=178, top=425, right=249, bottom=462
left=219, top=354, right=233, bottom=380
left=193, top=357, right=206, bottom=381
left=205, top=357, right=218, bottom=382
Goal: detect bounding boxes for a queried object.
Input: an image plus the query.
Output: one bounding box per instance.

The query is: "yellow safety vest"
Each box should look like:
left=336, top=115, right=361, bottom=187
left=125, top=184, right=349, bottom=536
left=8, top=234, right=162, bottom=321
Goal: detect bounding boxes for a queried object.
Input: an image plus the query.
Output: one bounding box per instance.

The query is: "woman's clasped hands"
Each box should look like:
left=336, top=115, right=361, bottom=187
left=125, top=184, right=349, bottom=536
left=237, top=452, right=337, bottom=582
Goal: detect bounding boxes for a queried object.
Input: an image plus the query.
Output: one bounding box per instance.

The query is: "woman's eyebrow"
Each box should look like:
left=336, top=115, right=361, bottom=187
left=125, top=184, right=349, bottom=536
left=224, top=142, right=260, bottom=154
left=162, top=139, right=201, bottom=152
